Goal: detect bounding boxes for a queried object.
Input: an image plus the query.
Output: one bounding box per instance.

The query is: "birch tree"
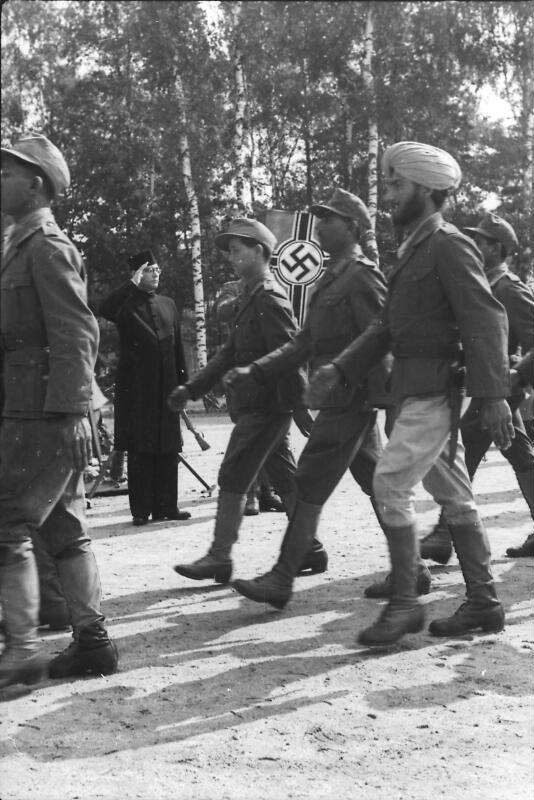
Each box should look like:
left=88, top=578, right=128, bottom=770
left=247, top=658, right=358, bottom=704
left=175, top=71, right=207, bottom=369
left=230, top=1, right=249, bottom=214
left=363, top=2, right=378, bottom=230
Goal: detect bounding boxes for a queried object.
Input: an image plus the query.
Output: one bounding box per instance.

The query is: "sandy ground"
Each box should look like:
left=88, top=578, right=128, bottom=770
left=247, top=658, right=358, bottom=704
left=1, top=412, right=533, bottom=800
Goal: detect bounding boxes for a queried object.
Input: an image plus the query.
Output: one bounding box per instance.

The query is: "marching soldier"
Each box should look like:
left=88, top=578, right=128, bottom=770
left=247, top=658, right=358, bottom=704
left=228, top=189, right=407, bottom=610
left=167, top=218, right=313, bottom=584
left=420, top=213, right=534, bottom=563
left=305, top=142, right=514, bottom=646
left=0, top=133, right=118, bottom=687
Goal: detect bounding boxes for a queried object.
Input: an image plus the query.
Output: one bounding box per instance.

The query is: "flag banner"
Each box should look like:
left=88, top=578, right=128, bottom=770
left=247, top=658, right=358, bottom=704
left=263, top=209, right=328, bottom=326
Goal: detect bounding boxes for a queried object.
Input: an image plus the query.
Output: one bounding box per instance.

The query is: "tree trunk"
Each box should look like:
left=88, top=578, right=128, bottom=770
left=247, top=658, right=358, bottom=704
left=522, top=65, right=533, bottom=249
left=363, top=3, right=378, bottom=230
left=175, top=72, right=207, bottom=370
left=232, top=3, right=248, bottom=213
left=302, top=58, right=313, bottom=205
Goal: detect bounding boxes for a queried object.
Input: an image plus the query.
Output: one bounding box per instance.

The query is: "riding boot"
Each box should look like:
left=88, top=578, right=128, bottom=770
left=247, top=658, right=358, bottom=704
left=49, top=550, right=118, bottom=678
left=505, top=470, right=534, bottom=557
left=0, top=551, right=47, bottom=689
left=506, top=532, right=534, bottom=558
left=358, top=525, right=425, bottom=646
left=32, top=533, right=70, bottom=631
left=364, top=559, right=432, bottom=598
left=233, top=500, right=323, bottom=609
left=429, top=519, right=504, bottom=637
left=173, top=491, right=246, bottom=583
left=281, top=493, right=328, bottom=576
left=419, top=510, right=453, bottom=564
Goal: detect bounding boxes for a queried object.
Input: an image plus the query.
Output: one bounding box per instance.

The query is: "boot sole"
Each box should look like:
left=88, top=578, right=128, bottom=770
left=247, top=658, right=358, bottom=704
left=429, top=618, right=505, bottom=637
left=232, top=581, right=289, bottom=610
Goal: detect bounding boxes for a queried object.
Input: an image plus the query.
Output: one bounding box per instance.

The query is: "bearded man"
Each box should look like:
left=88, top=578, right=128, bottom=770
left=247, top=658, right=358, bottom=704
left=307, top=141, right=513, bottom=646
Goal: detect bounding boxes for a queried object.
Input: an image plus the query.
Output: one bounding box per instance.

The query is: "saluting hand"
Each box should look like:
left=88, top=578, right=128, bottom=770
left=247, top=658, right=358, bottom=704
left=131, top=262, right=148, bottom=286
left=167, top=385, right=190, bottom=413
left=304, top=363, right=341, bottom=409
left=223, top=366, right=253, bottom=390
left=480, top=398, right=515, bottom=451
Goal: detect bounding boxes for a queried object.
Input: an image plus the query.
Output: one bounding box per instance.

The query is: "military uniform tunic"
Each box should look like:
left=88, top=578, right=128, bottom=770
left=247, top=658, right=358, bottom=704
left=0, top=208, right=99, bottom=583
left=187, top=271, right=305, bottom=495
left=333, top=213, right=510, bottom=528
left=251, top=246, right=388, bottom=505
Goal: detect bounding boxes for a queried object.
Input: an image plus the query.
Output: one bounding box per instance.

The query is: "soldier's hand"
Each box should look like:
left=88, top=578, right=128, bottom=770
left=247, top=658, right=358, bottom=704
left=304, top=364, right=341, bottom=409
left=223, top=366, right=253, bottom=390
left=167, top=385, right=190, bottom=412
left=480, top=398, right=515, bottom=451
left=131, top=263, right=148, bottom=286
left=108, top=449, right=126, bottom=482
left=68, top=416, right=93, bottom=472
left=293, top=408, right=314, bottom=437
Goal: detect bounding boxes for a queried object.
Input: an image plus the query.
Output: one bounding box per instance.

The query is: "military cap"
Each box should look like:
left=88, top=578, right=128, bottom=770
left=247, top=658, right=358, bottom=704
left=1, top=132, right=70, bottom=197
left=128, top=250, right=158, bottom=270
left=215, top=218, right=277, bottom=255
left=464, top=212, right=519, bottom=255
left=310, top=188, right=369, bottom=225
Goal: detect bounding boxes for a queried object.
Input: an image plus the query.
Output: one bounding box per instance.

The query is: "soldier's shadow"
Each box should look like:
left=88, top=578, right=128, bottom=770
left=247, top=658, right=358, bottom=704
left=8, top=557, right=532, bottom=761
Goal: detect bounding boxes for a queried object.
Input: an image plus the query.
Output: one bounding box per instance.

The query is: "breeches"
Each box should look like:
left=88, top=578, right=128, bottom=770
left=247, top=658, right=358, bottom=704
left=0, top=419, right=90, bottom=566
left=373, top=395, right=478, bottom=528
left=295, top=405, right=382, bottom=505
left=218, top=412, right=295, bottom=496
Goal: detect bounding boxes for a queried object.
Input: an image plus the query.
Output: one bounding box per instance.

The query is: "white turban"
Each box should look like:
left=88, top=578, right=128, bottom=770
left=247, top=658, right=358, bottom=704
left=382, top=141, right=462, bottom=191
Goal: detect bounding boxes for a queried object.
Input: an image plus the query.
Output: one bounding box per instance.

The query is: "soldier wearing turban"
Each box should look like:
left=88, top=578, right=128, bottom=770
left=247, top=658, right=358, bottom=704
left=306, top=141, right=513, bottom=647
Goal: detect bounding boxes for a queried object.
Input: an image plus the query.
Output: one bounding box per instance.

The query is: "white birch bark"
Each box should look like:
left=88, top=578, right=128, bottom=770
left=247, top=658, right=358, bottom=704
left=175, top=72, right=207, bottom=369
left=363, top=3, right=378, bottom=230
left=232, top=3, right=248, bottom=213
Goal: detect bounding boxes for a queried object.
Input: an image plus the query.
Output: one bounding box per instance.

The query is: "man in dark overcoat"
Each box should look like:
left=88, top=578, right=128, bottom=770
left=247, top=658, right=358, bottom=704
left=100, top=251, right=190, bottom=524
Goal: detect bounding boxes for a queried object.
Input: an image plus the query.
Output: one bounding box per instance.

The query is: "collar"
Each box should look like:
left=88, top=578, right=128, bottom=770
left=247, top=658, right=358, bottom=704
left=326, top=244, right=363, bottom=277
left=485, top=262, right=509, bottom=288
left=4, top=207, right=56, bottom=253
left=241, top=269, right=269, bottom=296
left=397, top=211, right=442, bottom=258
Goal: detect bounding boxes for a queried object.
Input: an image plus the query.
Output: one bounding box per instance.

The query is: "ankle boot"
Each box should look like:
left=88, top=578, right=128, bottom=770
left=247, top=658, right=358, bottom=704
left=0, top=551, right=47, bottom=689
left=429, top=519, right=504, bottom=637
left=233, top=499, right=323, bottom=609
left=259, top=488, right=285, bottom=512
left=174, top=491, right=246, bottom=583
left=506, top=532, right=534, bottom=558
left=244, top=484, right=260, bottom=516
left=298, top=538, right=328, bottom=575
left=358, top=525, right=425, bottom=646
left=364, top=560, right=431, bottom=598
left=49, top=621, right=118, bottom=678
left=419, top=511, right=453, bottom=564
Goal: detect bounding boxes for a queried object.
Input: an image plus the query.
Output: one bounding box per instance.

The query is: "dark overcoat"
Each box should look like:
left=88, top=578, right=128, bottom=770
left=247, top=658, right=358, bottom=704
left=100, top=281, right=187, bottom=453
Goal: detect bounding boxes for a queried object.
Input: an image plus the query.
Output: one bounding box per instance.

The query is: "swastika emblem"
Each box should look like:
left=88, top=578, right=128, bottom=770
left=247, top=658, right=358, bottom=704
left=277, top=240, right=323, bottom=286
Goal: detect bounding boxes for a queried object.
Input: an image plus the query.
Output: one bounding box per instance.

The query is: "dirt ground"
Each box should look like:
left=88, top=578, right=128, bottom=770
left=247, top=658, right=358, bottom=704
left=1, top=412, right=533, bottom=800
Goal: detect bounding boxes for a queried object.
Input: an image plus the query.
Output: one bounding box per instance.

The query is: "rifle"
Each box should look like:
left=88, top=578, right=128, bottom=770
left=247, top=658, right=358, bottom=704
left=180, top=410, right=210, bottom=451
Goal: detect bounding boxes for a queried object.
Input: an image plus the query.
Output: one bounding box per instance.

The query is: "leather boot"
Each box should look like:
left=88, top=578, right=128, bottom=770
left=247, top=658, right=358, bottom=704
left=298, top=538, right=328, bottom=575
left=174, top=491, right=246, bottom=583
left=506, top=532, right=534, bottom=558
left=233, top=499, right=323, bottom=609
left=33, top=535, right=70, bottom=631
left=358, top=525, right=425, bottom=646
left=515, top=469, right=534, bottom=518
left=49, top=621, right=118, bottom=678
left=244, top=484, right=260, bottom=516
left=0, top=552, right=48, bottom=689
left=429, top=519, right=504, bottom=637
left=258, top=488, right=285, bottom=512
left=419, top=511, right=453, bottom=564
left=364, top=559, right=431, bottom=598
